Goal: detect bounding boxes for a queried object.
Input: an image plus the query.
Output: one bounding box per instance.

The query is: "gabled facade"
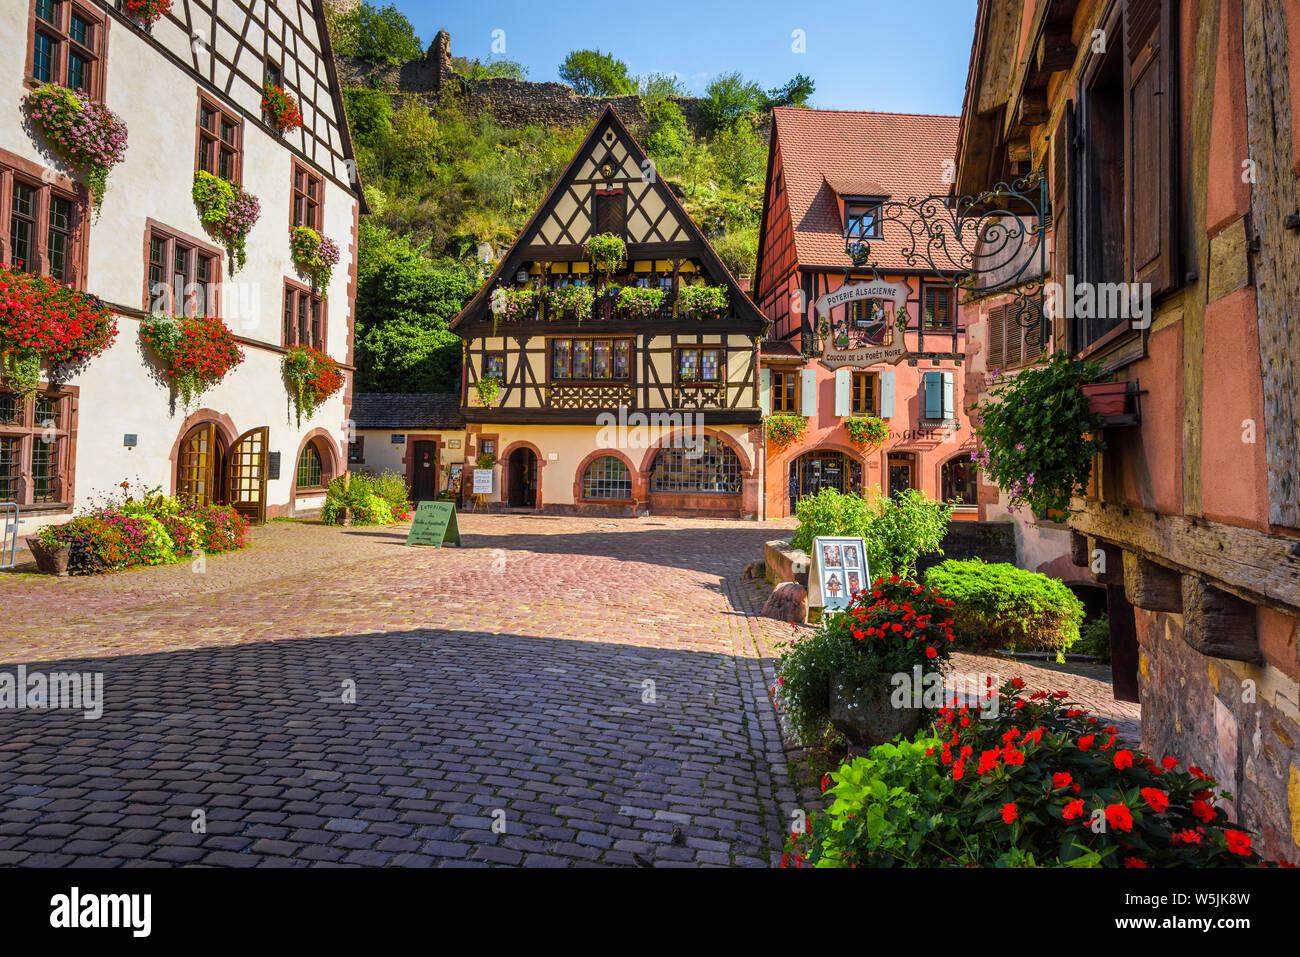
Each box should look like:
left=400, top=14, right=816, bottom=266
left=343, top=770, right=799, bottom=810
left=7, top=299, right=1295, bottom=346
left=2, top=0, right=361, bottom=530
left=451, top=107, right=766, bottom=518
left=753, top=107, right=978, bottom=519
left=957, top=0, right=1300, bottom=860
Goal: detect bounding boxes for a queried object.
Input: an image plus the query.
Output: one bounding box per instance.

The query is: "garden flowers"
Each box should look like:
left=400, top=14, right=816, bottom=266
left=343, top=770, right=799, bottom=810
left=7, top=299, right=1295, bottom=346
left=262, top=84, right=303, bottom=134
left=24, top=84, right=128, bottom=211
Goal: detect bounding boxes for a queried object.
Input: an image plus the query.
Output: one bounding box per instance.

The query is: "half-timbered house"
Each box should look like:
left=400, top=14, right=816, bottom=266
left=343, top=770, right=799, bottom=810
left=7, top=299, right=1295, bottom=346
left=752, top=107, right=979, bottom=519
left=957, top=0, right=1300, bottom=860
left=1, top=0, right=361, bottom=531
left=450, top=107, right=766, bottom=518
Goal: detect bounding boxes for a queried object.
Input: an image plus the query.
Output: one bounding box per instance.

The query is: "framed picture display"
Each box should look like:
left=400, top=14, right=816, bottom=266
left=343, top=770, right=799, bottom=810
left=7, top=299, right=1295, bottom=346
left=808, top=536, right=870, bottom=612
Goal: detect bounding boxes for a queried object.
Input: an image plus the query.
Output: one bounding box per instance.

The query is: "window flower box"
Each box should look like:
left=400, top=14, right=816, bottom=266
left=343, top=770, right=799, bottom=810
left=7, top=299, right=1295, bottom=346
left=616, top=286, right=666, bottom=319
left=678, top=284, right=728, bottom=320
left=24, top=84, right=128, bottom=213
left=1081, top=381, right=1132, bottom=418
left=546, top=285, right=595, bottom=322
left=262, top=83, right=303, bottom=135
left=490, top=287, right=542, bottom=323
left=290, top=227, right=340, bottom=289
left=122, top=0, right=172, bottom=26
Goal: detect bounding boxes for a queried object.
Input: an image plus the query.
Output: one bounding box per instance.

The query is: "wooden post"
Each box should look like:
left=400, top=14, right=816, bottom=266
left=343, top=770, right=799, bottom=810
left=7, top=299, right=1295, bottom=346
left=1069, top=530, right=1090, bottom=566
left=1107, top=583, right=1141, bottom=704
left=1181, top=575, right=1261, bottom=662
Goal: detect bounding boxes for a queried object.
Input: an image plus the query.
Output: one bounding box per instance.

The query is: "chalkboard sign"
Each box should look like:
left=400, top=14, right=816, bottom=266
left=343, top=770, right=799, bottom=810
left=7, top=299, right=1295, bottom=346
left=405, top=500, right=461, bottom=548
left=267, top=451, right=281, bottom=481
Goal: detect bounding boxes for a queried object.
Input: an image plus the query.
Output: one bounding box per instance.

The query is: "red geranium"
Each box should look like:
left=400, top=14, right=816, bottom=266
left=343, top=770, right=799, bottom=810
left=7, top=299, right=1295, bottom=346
left=0, top=267, right=117, bottom=398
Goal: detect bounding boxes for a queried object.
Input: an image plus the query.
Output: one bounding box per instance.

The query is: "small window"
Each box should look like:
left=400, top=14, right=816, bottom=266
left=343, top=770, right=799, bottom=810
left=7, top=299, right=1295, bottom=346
left=851, top=372, right=876, bottom=416
left=582, top=456, right=631, bottom=500
left=347, top=436, right=365, bottom=464
left=265, top=61, right=283, bottom=89
left=678, top=347, right=722, bottom=384
left=845, top=202, right=881, bottom=241
left=550, top=338, right=633, bottom=381
left=771, top=370, right=796, bottom=413
left=197, top=98, right=243, bottom=182
left=923, top=286, right=955, bottom=331
left=1, top=158, right=85, bottom=287
left=145, top=225, right=220, bottom=317
left=292, top=162, right=323, bottom=231
left=922, top=372, right=954, bottom=421
left=27, top=2, right=104, bottom=99
left=10, top=182, right=36, bottom=272
left=484, top=353, right=505, bottom=380
left=296, top=442, right=324, bottom=489
left=282, top=282, right=325, bottom=349
left=0, top=387, right=75, bottom=508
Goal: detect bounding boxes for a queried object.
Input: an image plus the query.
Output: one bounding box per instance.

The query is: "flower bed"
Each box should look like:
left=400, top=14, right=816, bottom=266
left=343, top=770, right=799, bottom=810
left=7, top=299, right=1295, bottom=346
left=547, top=284, right=595, bottom=322
left=290, top=227, right=340, bottom=289
left=262, top=83, right=303, bottom=134
left=321, top=471, right=411, bottom=526
left=0, top=267, right=117, bottom=400
left=283, top=345, right=343, bottom=421
left=765, top=413, right=807, bottom=452
left=677, top=284, right=728, bottom=318
left=33, top=483, right=249, bottom=575
left=786, top=680, right=1293, bottom=868
left=24, top=84, right=128, bottom=211
left=193, top=171, right=261, bottom=272
left=139, top=313, right=245, bottom=406
left=923, top=558, right=1086, bottom=654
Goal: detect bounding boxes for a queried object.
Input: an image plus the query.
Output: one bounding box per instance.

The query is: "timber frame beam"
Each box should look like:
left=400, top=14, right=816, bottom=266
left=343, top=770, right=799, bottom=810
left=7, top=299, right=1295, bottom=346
left=1071, top=499, right=1300, bottom=618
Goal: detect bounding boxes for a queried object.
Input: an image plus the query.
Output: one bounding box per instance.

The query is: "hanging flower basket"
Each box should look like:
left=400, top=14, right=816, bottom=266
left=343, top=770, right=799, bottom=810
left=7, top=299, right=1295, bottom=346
left=0, top=267, right=117, bottom=401
left=193, top=171, right=260, bottom=272
left=678, top=284, right=728, bottom=319
left=262, top=83, right=303, bottom=134
left=473, top=374, right=501, bottom=408
left=24, top=84, right=128, bottom=213
left=844, top=415, right=889, bottom=450
left=139, top=313, right=245, bottom=407
left=584, top=233, right=626, bottom=280
left=283, top=345, right=343, bottom=422
left=290, top=227, right=340, bottom=289
left=122, top=0, right=172, bottom=25
left=546, top=285, right=595, bottom=322
left=766, top=413, right=808, bottom=452
left=616, top=286, right=666, bottom=319
left=490, top=286, right=541, bottom=323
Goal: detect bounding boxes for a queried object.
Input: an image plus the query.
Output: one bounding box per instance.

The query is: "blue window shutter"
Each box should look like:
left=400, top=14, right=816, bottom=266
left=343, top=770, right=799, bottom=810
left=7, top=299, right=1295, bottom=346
left=759, top=368, right=771, bottom=415
left=800, top=368, right=818, bottom=417
left=879, top=370, right=896, bottom=418
left=923, top=373, right=942, bottom=419
left=942, top=371, right=955, bottom=419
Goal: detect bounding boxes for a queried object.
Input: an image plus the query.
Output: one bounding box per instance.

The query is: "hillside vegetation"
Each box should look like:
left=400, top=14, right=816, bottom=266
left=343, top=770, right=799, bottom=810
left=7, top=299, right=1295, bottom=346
left=328, top=3, right=810, bottom=394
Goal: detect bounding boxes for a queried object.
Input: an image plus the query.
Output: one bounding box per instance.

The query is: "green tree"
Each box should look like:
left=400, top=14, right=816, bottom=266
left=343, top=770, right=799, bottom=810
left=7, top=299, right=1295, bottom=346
left=766, top=74, right=816, bottom=108
left=452, top=56, right=529, bottom=81
left=332, top=3, right=423, bottom=67
left=713, top=226, right=758, bottom=279
left=645, top=99, right=689, bottom=160
left=710, top=121, right=766, bottom=190
left=701, top=72, right=765, bottom=133
left=354, top=222, right=472, bottom=394
left=559, top=49, right=635, bottom=96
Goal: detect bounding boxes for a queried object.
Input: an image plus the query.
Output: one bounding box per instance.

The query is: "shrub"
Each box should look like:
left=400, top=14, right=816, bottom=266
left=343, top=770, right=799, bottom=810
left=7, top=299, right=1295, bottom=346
left=923, top=559, right=1086, bottom=653
left=1074, top=616, right=1112, bottom=661
left=332, top=2, right=422, bottom=66
left=321, top=471, right=411, bottom=526
left=787, top=680, right=1288, bottom=868
left=792, top=487, right=951, bottom=580
left=775, top=577, right=956, bottom=745
left=701, top=72, right=765, bottom=133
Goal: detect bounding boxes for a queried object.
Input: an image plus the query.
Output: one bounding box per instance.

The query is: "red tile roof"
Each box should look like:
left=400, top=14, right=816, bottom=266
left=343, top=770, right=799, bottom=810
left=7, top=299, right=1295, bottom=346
left=772, top=107, right=961, bottom=271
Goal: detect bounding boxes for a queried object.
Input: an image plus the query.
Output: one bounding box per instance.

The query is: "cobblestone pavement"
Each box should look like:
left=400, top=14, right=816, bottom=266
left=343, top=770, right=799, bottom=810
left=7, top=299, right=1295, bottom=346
left=0, top=516, right=1138, bottom=867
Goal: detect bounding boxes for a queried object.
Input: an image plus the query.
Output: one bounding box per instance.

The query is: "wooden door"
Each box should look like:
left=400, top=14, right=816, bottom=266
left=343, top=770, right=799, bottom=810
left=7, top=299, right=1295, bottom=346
left=226, top=426, right=269, bottom=524
left=887, top=452, right=916, bottom=497
left=411, top=440, right=438, bottom=500
left=177, top=422, right=225, bottom=505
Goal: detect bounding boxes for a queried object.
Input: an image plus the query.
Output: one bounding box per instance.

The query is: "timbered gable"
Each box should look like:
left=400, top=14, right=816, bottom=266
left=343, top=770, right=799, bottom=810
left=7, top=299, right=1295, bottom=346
left=122, top=0, right=358, bottom=190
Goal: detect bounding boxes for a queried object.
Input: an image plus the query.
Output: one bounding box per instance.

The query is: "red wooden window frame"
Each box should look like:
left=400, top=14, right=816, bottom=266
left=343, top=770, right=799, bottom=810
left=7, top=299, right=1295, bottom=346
left=282, top=280, right=325, bottom=350
left=196, top=96, right=243, bottom=182
left=0, top=384, right=78, bottom=512
left=291, top=161, right=323, bottom=231
left=142, top=220, right=223, bottom=317
left=26, top=0, right=108, bottom=101
left=0, top=147, right=88, bottom=288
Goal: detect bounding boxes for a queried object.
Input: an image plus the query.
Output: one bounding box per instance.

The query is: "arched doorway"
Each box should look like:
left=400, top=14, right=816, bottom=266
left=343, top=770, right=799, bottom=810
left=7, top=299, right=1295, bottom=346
left=176, top=422, right=229, bottom=506
left=507, top=446, right=538, bottom=508
left=789, top=449, right=862, bottom=511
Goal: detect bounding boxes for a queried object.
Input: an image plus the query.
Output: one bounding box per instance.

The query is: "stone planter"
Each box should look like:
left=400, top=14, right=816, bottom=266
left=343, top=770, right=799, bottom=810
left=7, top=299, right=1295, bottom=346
left=1081, top=381, right=1129, bottom=417
left=828, top=673, right=924, bottom=747
left=25, top=536, right=70, bottom=576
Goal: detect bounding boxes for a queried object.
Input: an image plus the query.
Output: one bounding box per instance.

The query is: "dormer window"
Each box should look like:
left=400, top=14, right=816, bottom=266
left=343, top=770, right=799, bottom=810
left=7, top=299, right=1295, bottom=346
left=845, top=201, right=881, bottom=241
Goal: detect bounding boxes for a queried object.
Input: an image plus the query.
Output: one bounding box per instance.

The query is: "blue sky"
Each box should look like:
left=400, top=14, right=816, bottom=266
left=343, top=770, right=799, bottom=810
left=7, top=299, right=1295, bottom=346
left=393, top=0, right=978, bottom=114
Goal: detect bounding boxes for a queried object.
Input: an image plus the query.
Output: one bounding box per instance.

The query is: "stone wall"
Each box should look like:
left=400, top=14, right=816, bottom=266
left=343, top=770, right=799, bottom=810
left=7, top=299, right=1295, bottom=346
left=915, top=521, right=1018, bottom=576
left=1136, top=607, right=1300, bottom=863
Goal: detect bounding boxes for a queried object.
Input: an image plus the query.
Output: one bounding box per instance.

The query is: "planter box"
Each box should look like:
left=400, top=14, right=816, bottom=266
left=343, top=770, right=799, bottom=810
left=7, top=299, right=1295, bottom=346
left=25, top=536, right=70, bottom=576
left=828, top=674, right=925, bottom=746
left=1081, top=381, right=1130, bottom=417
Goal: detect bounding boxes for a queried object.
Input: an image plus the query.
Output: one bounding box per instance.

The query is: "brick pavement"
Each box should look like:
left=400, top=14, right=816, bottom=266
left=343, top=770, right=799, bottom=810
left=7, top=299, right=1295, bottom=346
left=0, top=515, right=1137, bottom=866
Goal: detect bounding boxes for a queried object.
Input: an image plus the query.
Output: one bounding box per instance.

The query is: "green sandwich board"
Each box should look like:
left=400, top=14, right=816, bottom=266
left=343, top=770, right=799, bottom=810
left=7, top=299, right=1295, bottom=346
left=405, top=501, right=461, bottom=548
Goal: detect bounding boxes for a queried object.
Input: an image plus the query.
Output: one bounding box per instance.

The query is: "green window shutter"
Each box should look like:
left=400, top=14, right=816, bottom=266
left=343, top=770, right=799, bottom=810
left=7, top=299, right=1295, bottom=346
left=879, top=370, right=896, bottom=419
left=759, top=368, right=771, bottom=415
left=942, top=371, right=955, bottom=419
left=799, top=368, right=818, bottom=417
left=833, top=368, right=851, bottom=417
left=923, top=372, right=942, bottom=419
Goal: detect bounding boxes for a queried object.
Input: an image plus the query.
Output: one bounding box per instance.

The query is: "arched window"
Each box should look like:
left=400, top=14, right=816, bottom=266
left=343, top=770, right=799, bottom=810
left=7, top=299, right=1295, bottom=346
left=651, top=436, right=742, bottom=493
left=296, top=441, right=324, bottom=489
left=582, top=455, right=631, bottom=499
left=942, top=455, right=979, bottom=506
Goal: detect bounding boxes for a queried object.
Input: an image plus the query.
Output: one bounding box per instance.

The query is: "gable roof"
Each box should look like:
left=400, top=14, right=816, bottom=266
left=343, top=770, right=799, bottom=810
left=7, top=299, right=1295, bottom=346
left=762, top=107, right=961, bottom=275
left=451, top=106, right=766, bottom=331
left=351, top=394, right=464, bottom=431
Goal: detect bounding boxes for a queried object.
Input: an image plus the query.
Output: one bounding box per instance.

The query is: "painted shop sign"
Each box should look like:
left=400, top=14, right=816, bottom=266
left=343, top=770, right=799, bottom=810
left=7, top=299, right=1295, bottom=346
left=816, top=280, right=911, bottom=370
left=405, top=500, right=461, bottom=548
left=808, top=536, right=870, bottom=612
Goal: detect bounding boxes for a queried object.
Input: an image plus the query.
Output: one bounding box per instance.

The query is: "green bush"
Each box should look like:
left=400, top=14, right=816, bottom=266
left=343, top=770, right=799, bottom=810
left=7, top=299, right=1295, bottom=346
left=322, top=471, right=412, bottom=526
left=1074, top=616, right=1112, bottom=661
left=701, top=72, right=765, bottom=133
left=923, top=559, right=1085, bottom=653
left=791, top=487, right=951, bottom=580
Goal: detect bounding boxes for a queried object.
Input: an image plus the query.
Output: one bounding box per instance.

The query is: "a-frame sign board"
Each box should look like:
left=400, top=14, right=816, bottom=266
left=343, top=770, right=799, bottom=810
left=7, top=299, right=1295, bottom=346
left=405, top=501, right=462, bottom=548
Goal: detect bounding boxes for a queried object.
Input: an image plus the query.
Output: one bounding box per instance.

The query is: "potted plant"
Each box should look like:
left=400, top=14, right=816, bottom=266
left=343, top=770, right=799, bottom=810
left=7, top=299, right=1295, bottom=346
left=844, top=415, right=889, bottom=450
left=1081, top=380, right=1130, bottom=417
left=24, top=84, right=128, bottom=213
left=546, top=285, right=595, bottom=323
left=765, top=413, right=808, bottom=452
left=476, top=452, right=495, bottom=470
left=139, top=313, right=245, bottom=406
left=584, top=233, right=626, bottom=283
left=775, top=576, right=957, bottom=746
left=122, top=0, right=172, bottom=26
left=262, top=83, right=303, bottom=134
left=473, top=374, right=501, bottom=407
left=677, top=284, right=728, bottom=319
left=193, top=171, right=261, bottom=272
left=290, top=227, right=341, bottom=289
left=26, top=530, right=71, bottom=576
left=616, top=286, right=666, bottom=319
left=283, top=345, right=343, bottom=422
left=490, top=286, right=542, bottom=324
left=972, top=351, right=1107, bottom=514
